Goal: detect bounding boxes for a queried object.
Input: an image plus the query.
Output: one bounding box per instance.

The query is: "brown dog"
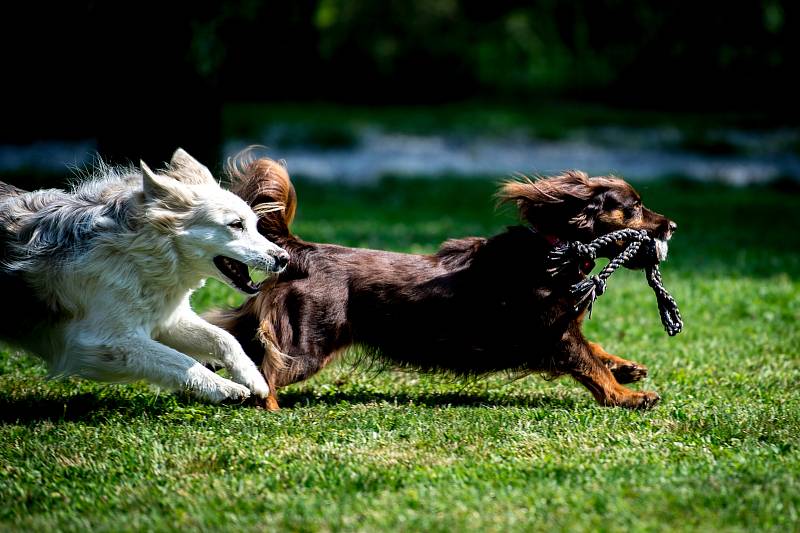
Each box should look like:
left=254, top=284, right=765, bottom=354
left=210, top=155, right=677, bottom=410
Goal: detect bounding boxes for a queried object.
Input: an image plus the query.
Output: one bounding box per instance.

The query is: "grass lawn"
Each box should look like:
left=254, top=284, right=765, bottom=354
left=1, top=177, right=799, bottom=531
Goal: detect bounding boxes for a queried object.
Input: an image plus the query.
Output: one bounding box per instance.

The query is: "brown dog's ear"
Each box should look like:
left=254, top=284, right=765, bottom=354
left=498, top=171, right=597, bottom=225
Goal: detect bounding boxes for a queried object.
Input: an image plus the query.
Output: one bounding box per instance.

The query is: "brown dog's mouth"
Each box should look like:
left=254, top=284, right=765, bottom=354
left=608, top=232, right=670, bottom=269
left=213, top=256, right=260, bottom=294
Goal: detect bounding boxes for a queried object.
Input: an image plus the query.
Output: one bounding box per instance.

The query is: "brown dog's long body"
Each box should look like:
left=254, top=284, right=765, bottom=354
left=211, top=156, right=677, bottom=410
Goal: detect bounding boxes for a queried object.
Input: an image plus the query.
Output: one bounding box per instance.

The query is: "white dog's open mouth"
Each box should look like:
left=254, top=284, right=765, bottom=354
left=654, top=238, right=669, bottom=262
left=213, top=256, right=261, bottom=294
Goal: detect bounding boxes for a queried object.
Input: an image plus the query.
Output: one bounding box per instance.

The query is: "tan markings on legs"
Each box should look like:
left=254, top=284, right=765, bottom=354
left=265, top=390, right=280, bottom=411
left=569, top=345, right=659, bottom=409
left=587, top=341, right=649, bottom=384
left=261, top=372, right=280, bottom=411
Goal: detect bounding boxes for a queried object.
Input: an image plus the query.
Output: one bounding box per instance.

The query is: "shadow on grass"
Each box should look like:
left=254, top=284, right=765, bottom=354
left=0, top=391, right=181, bottom=424
left=0, top=387, right=579, bottom=424
left=277, top=388, right=579, bottom=410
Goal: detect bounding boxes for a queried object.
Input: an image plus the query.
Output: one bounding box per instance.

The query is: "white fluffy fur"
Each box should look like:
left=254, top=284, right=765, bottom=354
left=0, top=149, right=288, bottom=403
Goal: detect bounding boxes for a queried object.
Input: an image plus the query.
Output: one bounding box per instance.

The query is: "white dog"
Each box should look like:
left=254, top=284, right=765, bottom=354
left=0, top=149, right=289, bottom=403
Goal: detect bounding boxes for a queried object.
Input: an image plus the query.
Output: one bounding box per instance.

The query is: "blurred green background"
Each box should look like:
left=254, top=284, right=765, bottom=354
left=2, top=0, right=799, bottom=174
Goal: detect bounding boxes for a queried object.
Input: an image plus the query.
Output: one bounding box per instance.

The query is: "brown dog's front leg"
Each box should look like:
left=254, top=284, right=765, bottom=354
left=587, top=341, right=649, bottom=384
left=563, top=339, right=660, bottom=409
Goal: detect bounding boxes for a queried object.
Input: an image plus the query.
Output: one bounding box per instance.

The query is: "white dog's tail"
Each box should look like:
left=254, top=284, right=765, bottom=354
left=0, top=180, right=25, bottom=260
left=226, top=152, right=296, bottom=243
left=0, top=181, right=25, bottom=198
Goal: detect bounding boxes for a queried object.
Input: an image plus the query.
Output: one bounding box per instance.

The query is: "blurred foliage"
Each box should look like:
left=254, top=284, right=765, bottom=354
left=10, top=1, right=794, bottom=108
left=4, top=1, right=797, bottom=163
left=195, top=0, right=798, bottom=108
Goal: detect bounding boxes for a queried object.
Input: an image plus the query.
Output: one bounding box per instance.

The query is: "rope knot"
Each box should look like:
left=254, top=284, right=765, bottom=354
left=593, top=276, right=607, bottom=296
left=569, top=275, right=606, bottom=318
left=545, top=241, right=597, bottom=277
left=545, top=228, right=683, bottom=335
left=575, top=243, right=596, bottom=260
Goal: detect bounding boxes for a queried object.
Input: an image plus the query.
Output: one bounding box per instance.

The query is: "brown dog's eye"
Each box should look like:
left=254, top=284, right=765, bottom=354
left=624, top=205, right=641, bottom=218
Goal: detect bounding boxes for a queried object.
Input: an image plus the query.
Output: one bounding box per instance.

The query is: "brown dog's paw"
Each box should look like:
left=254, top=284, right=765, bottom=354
left=609, top=362, right=649, bottom=384
left=617, top=390, right=660, bottom=410
left=265, top=393, right=281, bottom=412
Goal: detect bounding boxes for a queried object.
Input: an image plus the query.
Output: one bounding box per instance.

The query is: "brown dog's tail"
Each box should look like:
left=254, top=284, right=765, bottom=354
left=226, top=150, right=297, bottom=242
left=218, top=152, right=300, bottom=388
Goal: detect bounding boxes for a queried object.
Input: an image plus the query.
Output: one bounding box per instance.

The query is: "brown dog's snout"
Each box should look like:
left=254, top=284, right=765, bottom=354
left=661, top=219, right=677, bottom=239
left=644, top=208, right=676, bottom=240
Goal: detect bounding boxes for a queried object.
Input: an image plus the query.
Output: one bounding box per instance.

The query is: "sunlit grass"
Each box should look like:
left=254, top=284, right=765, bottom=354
left=1, top=178, right=798, bottom=531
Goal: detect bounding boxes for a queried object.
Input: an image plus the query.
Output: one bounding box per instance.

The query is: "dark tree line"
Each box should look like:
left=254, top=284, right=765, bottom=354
left=3, top=1, right=797, bottom=165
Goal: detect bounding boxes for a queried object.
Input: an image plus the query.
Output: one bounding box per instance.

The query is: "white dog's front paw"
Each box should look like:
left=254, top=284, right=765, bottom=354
left=185, top=359, right=253, bottom=403
left=221, top=381, right=252, bottom=402
left=213, top=380, right=252, bottom=403
left=250, top=377, right=269, bottom=399
left=197, top=376, right=251, bottom=403
left=239, top=368, right=269, bottom=399
left=225, top=356, right=269, bottom=399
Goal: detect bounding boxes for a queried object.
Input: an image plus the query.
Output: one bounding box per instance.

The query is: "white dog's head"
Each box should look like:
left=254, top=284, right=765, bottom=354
left=140, top=149, right=289, bottom=294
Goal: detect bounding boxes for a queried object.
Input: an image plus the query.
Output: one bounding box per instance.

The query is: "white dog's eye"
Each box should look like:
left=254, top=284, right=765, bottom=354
left=228, top=220, right=245, bottom=230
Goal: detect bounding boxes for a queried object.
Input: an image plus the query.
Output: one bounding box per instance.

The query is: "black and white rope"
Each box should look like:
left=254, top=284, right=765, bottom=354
left=544, top=228, right=683, bottom=336
left=645, top=261, right=683, bottom=336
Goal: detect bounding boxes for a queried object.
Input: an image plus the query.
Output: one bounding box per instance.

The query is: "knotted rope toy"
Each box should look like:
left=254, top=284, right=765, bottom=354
left=545, top=228, right=683, bottom=336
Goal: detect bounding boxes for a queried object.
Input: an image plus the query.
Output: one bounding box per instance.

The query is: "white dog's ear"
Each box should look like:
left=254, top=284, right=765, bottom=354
left=142, top=161, right=181, bottom=200
left=168, top=148, right=215, bottom=185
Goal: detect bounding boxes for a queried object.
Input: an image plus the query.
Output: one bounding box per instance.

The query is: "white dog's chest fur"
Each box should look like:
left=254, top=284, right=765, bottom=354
left=29, top=213, right=209, bottom=375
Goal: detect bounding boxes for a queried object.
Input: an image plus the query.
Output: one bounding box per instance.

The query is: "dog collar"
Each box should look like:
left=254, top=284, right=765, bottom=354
left=527, top=225, right=563, bottom=247
left=543, top=233, right=562, bottom=247
left=529, top=226, right=595, bottom=274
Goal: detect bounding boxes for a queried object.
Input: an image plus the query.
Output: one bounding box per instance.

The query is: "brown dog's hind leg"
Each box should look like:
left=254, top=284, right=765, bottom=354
left=562, top=340, right=659, bottom=409
left=587, top=341, right=649, bottom=384
left=260, top=372, right=280, bottom=411
left=265, top=390, right=280, bottom=411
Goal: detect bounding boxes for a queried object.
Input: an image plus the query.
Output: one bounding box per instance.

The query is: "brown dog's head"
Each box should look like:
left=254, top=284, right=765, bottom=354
left=499, top=171, right=676, bottom=262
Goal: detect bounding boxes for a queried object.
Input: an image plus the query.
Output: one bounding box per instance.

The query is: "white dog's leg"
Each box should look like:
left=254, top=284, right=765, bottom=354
left=157, top=308, right=269, bottom=399
left=77, top=334, right=251, bottom=403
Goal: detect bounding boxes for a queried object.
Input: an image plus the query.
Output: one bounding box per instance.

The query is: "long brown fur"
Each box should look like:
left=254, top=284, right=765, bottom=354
left=210, top=157, right=678, bottom=410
